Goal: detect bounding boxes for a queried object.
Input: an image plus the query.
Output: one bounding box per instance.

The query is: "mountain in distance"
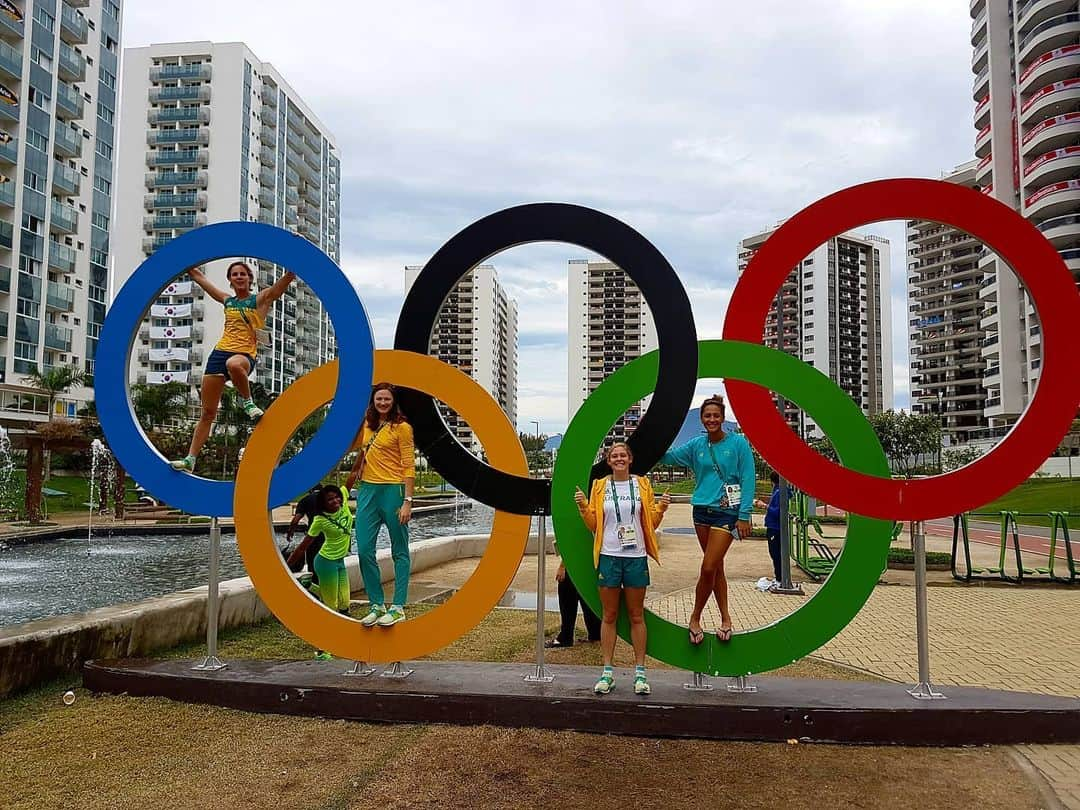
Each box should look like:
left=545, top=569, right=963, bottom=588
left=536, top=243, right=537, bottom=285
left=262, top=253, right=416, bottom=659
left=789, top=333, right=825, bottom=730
left=542, top=409, right=738, bottom=454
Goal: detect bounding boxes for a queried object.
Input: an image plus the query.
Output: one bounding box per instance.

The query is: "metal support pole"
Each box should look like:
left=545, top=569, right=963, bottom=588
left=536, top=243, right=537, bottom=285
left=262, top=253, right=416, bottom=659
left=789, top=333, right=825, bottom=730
left=908, top=519, right=945, bottom=700
left=193, top=516, right=226, bottom=671
left=380, top=661, right=413, bottom=679
left=344, top=661, right=376, bottom=677
left=683, top=671, right=714, bottom=691
left=727, top=675, right=758, bottom=693
left=524, top=513, right=555, bottom=683
left=773, top=473, right=803, bottom=595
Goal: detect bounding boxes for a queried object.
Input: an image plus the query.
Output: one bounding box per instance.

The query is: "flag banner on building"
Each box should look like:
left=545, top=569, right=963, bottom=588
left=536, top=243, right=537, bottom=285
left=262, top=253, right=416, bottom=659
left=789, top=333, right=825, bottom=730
left=150, top=303, right=192, bottom=318
left=162, top=281, right=193, bottom=296
left=0, top=0, right=22, bottom=22
left=146, top=371, right=189, bottom=385
left=0, top=131, right=10, bottom=144
left=0, top=84, right=16, bottom=106
left=148, top=347, right=190, bottom=362
left=150, top=325, right=192, bottom=339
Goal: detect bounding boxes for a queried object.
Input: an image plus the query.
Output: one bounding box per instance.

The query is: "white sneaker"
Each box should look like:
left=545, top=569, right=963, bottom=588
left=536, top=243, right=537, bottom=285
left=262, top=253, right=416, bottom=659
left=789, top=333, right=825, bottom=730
left=360, top=605, right=385, bottom=627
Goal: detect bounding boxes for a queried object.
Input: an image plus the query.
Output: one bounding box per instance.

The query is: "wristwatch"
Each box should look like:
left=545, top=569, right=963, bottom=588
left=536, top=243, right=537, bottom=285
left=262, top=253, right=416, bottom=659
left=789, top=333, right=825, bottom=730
left=403, top=496, right=413, bottom=502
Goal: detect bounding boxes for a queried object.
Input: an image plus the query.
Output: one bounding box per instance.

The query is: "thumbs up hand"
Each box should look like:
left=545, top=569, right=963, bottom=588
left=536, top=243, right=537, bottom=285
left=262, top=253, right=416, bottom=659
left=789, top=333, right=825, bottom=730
left=574, top=486, right=587, bottom=511
left=660, top=490, right=672, bottom=510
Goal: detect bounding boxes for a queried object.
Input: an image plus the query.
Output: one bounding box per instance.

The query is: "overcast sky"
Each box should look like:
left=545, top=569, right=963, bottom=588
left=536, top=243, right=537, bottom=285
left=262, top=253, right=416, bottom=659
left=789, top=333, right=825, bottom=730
left=124, top=1, right=977, bottom=435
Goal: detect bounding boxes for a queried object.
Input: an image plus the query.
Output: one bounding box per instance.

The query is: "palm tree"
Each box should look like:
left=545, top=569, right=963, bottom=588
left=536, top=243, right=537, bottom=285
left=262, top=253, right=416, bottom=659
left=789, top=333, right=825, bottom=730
left=23, top=363, right=86, bottom=482
left=131, top=381, right=191, bottom=432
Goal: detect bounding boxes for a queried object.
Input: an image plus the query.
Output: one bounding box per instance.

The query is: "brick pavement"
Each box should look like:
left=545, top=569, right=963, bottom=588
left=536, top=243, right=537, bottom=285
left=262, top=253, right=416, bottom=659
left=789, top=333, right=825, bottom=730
left=648, top=581, right=1080, bottom=807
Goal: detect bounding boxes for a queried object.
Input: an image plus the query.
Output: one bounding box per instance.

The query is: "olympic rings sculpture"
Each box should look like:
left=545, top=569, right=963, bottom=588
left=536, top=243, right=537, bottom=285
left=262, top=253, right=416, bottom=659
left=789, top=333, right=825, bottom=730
left=97, top=179, right=1080, bottom=674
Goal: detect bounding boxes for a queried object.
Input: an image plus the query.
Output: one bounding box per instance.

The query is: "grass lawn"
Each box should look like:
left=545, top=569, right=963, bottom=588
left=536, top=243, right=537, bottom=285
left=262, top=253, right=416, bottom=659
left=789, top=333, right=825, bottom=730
left=977, top=478, right=1080, bottom=528
left=0, top=607, right=1043, bottom=810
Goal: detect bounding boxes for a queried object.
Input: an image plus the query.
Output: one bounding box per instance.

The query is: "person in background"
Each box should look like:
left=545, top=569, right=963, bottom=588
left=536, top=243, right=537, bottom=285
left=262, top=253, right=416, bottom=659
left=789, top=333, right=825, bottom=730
left=763, top=470, right=782, bottom=586
left=545, top=554, right=602, bottom=649
left=286, top=484, right=354, bottom=660
left=658, top=395, right=755, bottom=645
left=575, top=441, right=670, bottom=696
left=347, top=383, right=415, bottom=628
left=286, top=484, right=325, bottom=589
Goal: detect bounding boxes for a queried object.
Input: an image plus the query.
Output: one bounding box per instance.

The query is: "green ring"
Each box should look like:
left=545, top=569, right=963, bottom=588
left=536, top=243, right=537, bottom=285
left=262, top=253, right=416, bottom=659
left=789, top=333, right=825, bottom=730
left=550, top=340, right=892, bottom=676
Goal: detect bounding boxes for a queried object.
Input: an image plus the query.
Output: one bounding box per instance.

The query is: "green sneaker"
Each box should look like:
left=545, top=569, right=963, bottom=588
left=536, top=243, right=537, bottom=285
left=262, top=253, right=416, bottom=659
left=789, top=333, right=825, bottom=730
left=376, top=605, right=406, bottom=627
left=314, top=651, right=332, bottom=661
left=634, top=674, right=651, bottom=695
left=594, top=670, right=615, bottom=695
left=360, top=605, right=386, bottom=627
left=307, top=582, right=321, bottom=598
left=169, top=455, right=195, bottom=472
left=242, top=399, right=264, bottom=420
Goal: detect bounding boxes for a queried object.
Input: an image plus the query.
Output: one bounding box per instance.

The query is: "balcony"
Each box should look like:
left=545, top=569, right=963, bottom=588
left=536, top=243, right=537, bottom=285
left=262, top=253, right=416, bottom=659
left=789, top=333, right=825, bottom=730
left=144, top=213, right=204, bottom=230
left=50, top=199, right=78, bottom=234
left=1024, top=178, right=1080, bottom=218
left=0, top=39, right=20, bottom=80
left=0, top=135, right=14, bottom=165
left=285, top=166, right=300, bottom=186
left=259, top=166, right=275, bottom=187
left=144, top=191, right=206, bottom=209
left=1019, top=42, right=1080, bottom=93
left=258, top=187, right=275, bottom=208
left=975, top=123, right=992, bottom=158
left=974, top=94, right=991, bottom=129
left=0, top=96, right=18, bottom=123
left=972, top=37, right=989, bottom=73
left=1025, top=145, right=1080, bottom=190
left=57, top=42, right=85, bottom=82
left=1018, top=13, right=1080, bottom=64
left=150, top=63, right=211, bottom=82
left=145, top=170, right=208, bottom=188
left=148, top=107, right=209, bottom=124
left=1022, top=109, right=1080, bottom=155
left=51, top=161, right=79, bottom=196
left=149, top=85, right=210, bottom=104
left=45, top=324, right=72, bottom=352
left=0, top=263, right=8, bottom=292
left=0, top=220, right=11, bottom=249
left=147, top=127, right=208, bottom=146
left=59, top=4, right=89, bottom=45
left=259, top=145, right=275, bottom=165
left=147, top=148, right=209, bottom=167
left=0, top=8, right=22, bottom=40
left=1019, top=77, right=1080, bottom=126
left=141, top=235, right=173, bottom=253
left=973, top=66, right=989, bottom=101
left=46, top=281, right=75, bottom=312
left=55, top=81, right=84, bottom=120
left=259, top=124, right=275, bottom=146
left=1018, top=0, right=1078, bottom=32
left=53, top=123, right=81, bottom=158
left=0, top=181, right=14, bottom=207
left=261, top=85, right=277, bottom=106
left=48, top=241, right=76, bottom=273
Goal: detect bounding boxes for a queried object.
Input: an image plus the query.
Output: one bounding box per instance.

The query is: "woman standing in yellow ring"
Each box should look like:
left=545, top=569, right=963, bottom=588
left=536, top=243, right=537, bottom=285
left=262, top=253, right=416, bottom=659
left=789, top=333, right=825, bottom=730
left=346, top=383, right=415, bottom=627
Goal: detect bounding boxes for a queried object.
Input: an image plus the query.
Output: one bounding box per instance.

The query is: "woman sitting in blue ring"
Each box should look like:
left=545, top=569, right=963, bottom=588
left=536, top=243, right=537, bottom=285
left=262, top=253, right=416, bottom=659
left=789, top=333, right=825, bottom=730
left=575, top=441, right=669, bottom=696
left=659, top=395, right=755, bottom=645
left=170, top=261, right=296, bottom=473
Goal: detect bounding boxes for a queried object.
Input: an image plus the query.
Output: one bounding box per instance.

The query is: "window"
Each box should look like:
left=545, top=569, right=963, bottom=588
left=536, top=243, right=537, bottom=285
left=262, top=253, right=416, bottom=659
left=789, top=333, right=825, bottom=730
left=104, top=0, right=120, bottom=19
left=95, top=140, right=113, bottom=160
left=22, top=170, right=44, bottom=193
left=92, top=212, right=109, bottom=230
left=33, top=6, right=54, bottom=31
left=93, top=176, right=111, bottom=195
left=96, top=102, right=114, bottom=125
left=100, top=67, right=116, bottom=91
left=31, top=47, right=53, bottom=70
left=17, top=299, right=39, bottom=317
left=26, top=128, right=48, bottom=152
left=28, top=87, right=50, bottom=111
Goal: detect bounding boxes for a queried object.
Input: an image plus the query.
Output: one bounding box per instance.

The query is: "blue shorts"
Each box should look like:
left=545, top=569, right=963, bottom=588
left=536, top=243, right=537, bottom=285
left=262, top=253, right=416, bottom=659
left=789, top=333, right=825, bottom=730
left=597, top=554, right=650, bottom=588
left=205, top=348, right=255, bottom=376
left=692, top=506, right=738, bottom=531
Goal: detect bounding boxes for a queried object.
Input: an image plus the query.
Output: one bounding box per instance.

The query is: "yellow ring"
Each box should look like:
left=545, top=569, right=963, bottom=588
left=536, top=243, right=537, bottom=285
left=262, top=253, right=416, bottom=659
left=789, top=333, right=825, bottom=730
left=234, top=350, right=530, bottom=661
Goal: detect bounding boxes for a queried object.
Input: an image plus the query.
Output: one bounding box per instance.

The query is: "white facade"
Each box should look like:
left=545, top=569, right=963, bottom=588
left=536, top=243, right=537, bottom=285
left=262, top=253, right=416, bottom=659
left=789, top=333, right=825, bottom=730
left=404, top=263, right=518, bottom=454
left=568, top=259, right=657, bottom=445
left=970, top=0, right=1080, bottom=426
left=114, top=41, right=340, bottom=393
left=907, top=161, right=989, bottom=442
left=737, top=228, right=893, bottom=437
left=0, top=0, right=122, bottom=419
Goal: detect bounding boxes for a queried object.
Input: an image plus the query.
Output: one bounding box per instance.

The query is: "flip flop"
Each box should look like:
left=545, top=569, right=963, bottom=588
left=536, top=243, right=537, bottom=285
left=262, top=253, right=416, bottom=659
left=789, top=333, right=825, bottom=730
left=688, top=627, right=705, bottom=645
left=717, top=626, right=734, bottom=643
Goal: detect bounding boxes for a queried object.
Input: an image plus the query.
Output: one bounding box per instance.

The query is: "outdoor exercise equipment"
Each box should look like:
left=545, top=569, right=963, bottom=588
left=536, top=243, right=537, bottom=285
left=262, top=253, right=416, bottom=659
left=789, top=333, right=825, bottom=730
left=951, top=511, right=1077, bottom=584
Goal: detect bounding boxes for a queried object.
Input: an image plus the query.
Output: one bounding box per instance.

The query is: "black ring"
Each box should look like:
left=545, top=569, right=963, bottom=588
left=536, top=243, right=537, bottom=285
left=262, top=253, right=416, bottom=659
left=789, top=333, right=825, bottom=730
left=395, top=203, right=698, bottom=515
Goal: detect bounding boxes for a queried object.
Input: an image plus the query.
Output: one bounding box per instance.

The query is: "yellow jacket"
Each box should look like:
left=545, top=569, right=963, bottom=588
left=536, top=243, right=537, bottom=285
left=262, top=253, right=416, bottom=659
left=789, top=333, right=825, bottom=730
left=581, top=475, right=665, bottom=567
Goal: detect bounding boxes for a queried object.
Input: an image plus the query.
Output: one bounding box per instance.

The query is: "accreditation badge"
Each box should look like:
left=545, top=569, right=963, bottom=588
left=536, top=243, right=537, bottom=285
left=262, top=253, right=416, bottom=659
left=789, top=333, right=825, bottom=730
left=618, top=523, right=638, bottom=548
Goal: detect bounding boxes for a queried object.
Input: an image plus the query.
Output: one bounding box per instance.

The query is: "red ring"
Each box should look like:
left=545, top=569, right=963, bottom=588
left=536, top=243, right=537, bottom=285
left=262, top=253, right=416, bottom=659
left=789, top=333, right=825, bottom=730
left=723, top=178, right=1080, bottom=520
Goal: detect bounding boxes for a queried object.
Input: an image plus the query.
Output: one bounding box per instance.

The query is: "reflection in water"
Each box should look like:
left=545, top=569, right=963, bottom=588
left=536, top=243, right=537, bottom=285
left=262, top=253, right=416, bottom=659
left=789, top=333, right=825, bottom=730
left=0, top=503, right=495, bottom=627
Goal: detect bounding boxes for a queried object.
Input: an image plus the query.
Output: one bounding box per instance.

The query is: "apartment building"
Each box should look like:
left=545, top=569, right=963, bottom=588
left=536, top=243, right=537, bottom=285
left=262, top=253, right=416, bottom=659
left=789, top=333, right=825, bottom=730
left=567, top=259, right=657, bottom=445
left=737, top=227, right=893, bottom=437
left=404, top=263, right=518, bottom=454
left=114, top=41, right=339, bottom=393
left=0, top=0, right=121, bottom=422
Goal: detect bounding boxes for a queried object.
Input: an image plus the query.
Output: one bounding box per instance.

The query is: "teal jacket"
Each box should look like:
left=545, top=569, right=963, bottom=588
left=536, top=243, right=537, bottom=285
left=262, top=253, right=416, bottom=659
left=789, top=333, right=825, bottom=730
left=659, top=433, right=756, bottom=520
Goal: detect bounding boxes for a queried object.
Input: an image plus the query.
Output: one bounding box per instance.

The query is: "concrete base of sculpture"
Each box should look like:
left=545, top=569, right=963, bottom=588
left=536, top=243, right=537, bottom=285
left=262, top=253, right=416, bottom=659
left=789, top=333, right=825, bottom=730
left=83, top=658, right=1080, bottom=746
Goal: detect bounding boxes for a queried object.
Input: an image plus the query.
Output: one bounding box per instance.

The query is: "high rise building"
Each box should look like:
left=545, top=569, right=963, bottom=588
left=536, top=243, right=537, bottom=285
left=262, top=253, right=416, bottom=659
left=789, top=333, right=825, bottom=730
left=0, top=0, right=122, bottom=420
left=737, top=227, right=893, bottom=437
left=114, top=41, right=340, bottom=393
left=907, top=161, right=989, bottom=443
left=404, top=263, right=517, bottom=454
left=970, top=0, right=1080, bottom=426
left=567, top=259, right=657, bottom=445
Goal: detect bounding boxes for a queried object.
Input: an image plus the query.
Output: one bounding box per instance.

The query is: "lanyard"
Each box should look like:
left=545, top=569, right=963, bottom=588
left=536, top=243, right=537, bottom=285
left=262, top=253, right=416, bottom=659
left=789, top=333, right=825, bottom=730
left=706, top=438, right=726, bottom=478
left=609, top=477, right=637, bottom=524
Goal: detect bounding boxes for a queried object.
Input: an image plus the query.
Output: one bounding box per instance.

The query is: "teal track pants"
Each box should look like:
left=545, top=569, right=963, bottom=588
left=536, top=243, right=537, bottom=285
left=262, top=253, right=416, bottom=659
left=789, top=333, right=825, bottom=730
left=355, top=482, right=410, bottom=607
left=312, top=554, right=350, bottom=612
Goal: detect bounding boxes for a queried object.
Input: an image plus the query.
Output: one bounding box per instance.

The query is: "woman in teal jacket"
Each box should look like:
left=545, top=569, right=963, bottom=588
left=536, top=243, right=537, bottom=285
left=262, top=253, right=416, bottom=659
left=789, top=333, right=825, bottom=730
left=659, top=395, right=755, bottom=644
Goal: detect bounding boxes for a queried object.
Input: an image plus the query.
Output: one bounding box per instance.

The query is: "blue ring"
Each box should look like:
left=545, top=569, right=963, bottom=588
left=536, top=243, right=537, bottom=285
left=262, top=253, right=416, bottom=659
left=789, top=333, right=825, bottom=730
left=96, top=222, right=372, bottom=517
